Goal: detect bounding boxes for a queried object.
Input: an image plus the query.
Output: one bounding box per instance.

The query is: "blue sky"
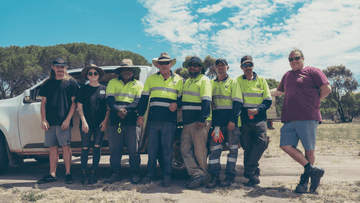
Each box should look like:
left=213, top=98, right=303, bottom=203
left=1, top=0, right=360, bottom=83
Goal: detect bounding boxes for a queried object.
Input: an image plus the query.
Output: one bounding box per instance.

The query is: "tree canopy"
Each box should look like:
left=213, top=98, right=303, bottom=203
left=0, top=43, right=150, bottom=99
left=322, top=65, right=359, bottom=122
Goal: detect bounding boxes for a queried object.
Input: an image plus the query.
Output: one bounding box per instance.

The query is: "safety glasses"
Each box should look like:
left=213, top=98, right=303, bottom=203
left=187, top=63, right=201, bottom=68
left=241, top=63, right=253, bottom=68
left=289, top=56, right=302, bottom=62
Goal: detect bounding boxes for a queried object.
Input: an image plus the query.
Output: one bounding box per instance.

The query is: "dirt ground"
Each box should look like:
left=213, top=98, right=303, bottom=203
left=0, top=152, right=359, bottom=203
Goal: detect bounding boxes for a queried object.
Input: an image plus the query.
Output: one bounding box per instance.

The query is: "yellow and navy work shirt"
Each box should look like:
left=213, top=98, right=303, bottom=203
left=106, top=77, right=143, bottom=126
left=211, top=75, right=243, bottom=127
left=138, top=71, right=183, bottom=123
left=181, top=74, right=211, bottom=125
left=237, top=72, right=272, bottom=124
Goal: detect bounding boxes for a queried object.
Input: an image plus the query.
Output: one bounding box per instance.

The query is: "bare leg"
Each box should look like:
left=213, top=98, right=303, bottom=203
left=62, top=145, right=72, bottom=175
left=281, top=145, right=309, bottom=166
left=305, top=150, right=315, bottom=165
left=49, top=146, right=59, bottom=177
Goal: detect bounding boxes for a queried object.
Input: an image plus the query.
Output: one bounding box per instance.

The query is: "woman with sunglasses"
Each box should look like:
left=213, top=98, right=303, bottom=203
left=75, top=63, right=109, bottom=184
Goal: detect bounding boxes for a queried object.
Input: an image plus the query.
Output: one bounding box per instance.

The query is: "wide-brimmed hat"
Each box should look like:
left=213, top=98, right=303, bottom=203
left=81, top=63, right=105, bottom=79
left=152, top=52, right=176, bottom=68
left=114, top=59, right=141, bottom=77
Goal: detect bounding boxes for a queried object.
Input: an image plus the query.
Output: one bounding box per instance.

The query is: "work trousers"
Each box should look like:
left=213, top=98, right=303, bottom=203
left=145, top=121, right=176, bottom=180
left=107, top=124, right=140, bottom=171
left=208, top=127, right=241, bottom=179
left=180, top=120, right=211, bottom=179
left=240, top=121, right=268, bottom=176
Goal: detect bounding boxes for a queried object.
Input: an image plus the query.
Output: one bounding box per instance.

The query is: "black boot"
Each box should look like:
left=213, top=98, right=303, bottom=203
left=88, top=171, right=97, bottom=184
left=131, top=170, right=141, bottom=184
left=104, top=170, right=122, bottom=184
left=305, top=165, right=324, bottom=193
left=81, top=171, right=87, bottom=185
left=295, top=172, right=309, bottom=193
left=206, top=175, right=221, bottom=189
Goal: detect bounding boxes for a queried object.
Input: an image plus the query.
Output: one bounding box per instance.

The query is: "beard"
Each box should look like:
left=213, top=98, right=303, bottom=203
left=189, top=71, right=199, bottom=77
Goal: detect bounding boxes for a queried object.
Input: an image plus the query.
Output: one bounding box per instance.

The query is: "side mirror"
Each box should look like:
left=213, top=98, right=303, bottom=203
left=23, top=89, right=32, bottom=103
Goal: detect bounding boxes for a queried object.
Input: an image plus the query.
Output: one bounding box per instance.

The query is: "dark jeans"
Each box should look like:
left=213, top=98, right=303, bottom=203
left=107, top=125, right=141, bottom=171
left=80, top=126, right=104, bottom=172
left=240, top=121, right=268, bottom=176
left=208, top=127, right=241, bottom=179
left=145, top=121, right=176, bottom=180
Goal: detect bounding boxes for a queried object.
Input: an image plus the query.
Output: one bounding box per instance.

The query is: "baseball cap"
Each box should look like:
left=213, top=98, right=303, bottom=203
left=215, top=58, right=228, bottom=66
left=241, top=55, right=253, bottom=65
left=53, top=58, right=67, bottom=67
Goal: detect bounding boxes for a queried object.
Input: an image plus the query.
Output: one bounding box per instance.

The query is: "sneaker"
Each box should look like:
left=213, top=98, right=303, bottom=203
left=295, top=173, right=309, bottom=193
left=206, top=176, right=221, bottom=189
left=141, top=176, right=157, bottom=184
left=187, top=174, right=212, bottom=189
left=81, top=172, right=87, bottom=185
left=65, top=174, right=74, bottom=184
left=131, top=171, right=141, bottom=184
left=88, top=171, right=97, bottom=184
left=162, top=179, right=171, bottom=187
left=37, top=174, right=57, bottom=184
left=104, top=170, right=122, bottom=184
left=220, top=177, right=235, bottom=187
left=306, top=165, right=325, bottom=193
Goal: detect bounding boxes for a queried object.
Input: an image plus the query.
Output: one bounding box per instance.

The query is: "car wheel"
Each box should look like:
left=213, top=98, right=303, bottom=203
left=0, top=134, right=9, bottom=173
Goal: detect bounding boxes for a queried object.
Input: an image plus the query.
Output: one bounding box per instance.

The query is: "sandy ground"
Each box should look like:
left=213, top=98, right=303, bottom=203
left=0, top=152, right=360, bottom=203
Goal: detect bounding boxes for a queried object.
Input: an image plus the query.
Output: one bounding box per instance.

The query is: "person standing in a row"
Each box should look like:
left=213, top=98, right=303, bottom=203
left=75, top=63, right=109, bottom=185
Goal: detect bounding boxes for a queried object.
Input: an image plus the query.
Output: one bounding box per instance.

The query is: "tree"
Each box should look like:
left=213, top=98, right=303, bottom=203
left=265, top=78, right=283, bottom=117
left=323, top=65, right=359, bottom=122
left=0, top=43, right=151, bottom=99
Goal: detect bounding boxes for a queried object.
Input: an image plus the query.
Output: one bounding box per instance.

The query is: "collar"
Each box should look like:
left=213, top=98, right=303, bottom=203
left=189, top=73, right=203, bottom=81
left=157, top=70, right=174, bottom=78
left=215, top=74, right=229, bottom=82
left=242, top=72, right=257, bottom=80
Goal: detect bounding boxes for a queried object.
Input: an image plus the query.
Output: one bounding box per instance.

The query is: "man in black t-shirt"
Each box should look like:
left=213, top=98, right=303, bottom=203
left=37, top=58, right=78, bottom=184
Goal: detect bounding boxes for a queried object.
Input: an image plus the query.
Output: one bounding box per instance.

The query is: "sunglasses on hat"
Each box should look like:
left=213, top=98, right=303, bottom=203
left=158, top=61, right=171, bottom=65
left=289, top=56, right=302, bottom=62
left=87, top=72, right=99, bottom=76
left=241, top=63, right=253, bottom=68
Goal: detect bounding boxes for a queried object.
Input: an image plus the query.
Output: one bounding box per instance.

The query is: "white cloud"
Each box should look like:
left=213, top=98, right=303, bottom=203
left=139, top=0, right=360, bottom=81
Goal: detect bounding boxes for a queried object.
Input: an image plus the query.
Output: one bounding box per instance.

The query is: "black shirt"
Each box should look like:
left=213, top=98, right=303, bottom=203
left=75, top=84, right=107, bottom=127
left=39, top=78, right=78, bottom=126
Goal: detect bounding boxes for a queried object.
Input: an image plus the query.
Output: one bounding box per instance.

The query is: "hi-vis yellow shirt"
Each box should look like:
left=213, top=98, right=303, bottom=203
left=138, top=72, right=183, bottom=123
left=182, top=74, right=211, bottom=125
left=211, top=75, right=243, bottom=127
left=106, top=78, right=143, bottom=125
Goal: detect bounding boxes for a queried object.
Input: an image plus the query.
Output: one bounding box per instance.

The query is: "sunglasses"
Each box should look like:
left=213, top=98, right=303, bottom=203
left=241, top=63, right=253, bottom=68
left=187, top=63, right=201, bottom=68
left=289, top=56, right=302, bottom=62
left=87, top=72, right=99, bottom=76
left=158, top=61, right=171, bottom=65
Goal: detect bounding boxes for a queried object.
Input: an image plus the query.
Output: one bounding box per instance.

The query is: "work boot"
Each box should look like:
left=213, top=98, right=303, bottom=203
left=141, top=176, right=158, bottom=184
left=206, top=175, right=221, bottom=189
left=244, top=174, right=260, bottom=187
left=104, top=170, right=122, bottom=184
left=220, top=177, right=235, bottom=187
left=131, top=170, right=141, bottom=184
left=295, top=172, right=309, bottom=193
left=162, top=179, right=171, bottom=187
left=187, top=174, right=212, bottom=189
left=81, top=171, right=87, bottom=185
left=306, top=165, right=325, bottom=193
left=88, top=171, right=97, bottom=184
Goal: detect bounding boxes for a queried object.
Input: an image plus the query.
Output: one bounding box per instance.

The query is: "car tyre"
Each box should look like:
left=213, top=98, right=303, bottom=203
left=0, top=134, right=9, bottom=173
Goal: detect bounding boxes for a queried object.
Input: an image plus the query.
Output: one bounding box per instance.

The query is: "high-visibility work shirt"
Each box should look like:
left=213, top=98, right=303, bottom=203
left=181, top=74, right=211, bottom=125
left=237, top=72, right=272, bottom=124
left=138, top=72, right=183, bottom=123
left=106, top=78, right=143, bottom=126
left=211, top=75, right=243, bottom=127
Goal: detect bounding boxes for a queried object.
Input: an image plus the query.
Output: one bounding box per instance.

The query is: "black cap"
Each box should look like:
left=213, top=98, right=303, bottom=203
left=182, top=56, right=205, bottom=68
left=53, top=58, right=67, bottom=66
left=241, top=55, right=253, bottom=65
left=215, top=58, right=228, bottom=66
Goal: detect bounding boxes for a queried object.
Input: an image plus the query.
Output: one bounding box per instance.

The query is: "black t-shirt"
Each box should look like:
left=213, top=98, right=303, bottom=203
left=39, top=78, right=78, bottom=126
left=74, top=84, right=107, bottom=127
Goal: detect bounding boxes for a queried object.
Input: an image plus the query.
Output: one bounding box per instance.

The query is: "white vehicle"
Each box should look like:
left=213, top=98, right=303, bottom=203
left=0, top=66, right=277, bottom=177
